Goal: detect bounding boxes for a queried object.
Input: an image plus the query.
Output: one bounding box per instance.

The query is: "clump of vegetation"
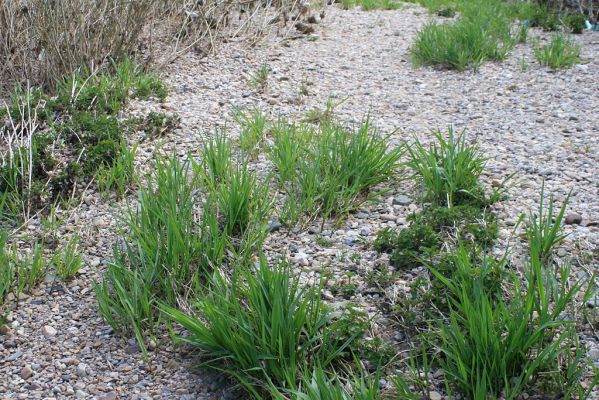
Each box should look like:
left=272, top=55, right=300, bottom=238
left=95, top=145, right=272, bottom=356
left=161, top=258, right=362, bottom=398
left=234, top=107, right=268, bottom=157
left=0, top=60, right=169, bottom=221
left=339, top=0, right=401, bottom=11
left=269, top=114, right=402, bottom=226
left=534, top=34, right=581, bottom=69
left=249, top=64, right=270, bottom=90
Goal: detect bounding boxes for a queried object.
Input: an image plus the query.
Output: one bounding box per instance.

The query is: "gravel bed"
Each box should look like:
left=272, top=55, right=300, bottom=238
left=1, top=3, right=598, bottom=399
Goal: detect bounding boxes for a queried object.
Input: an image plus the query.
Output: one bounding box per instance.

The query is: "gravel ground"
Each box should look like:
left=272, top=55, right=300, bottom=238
left=1, top=3, right=598, bottom=399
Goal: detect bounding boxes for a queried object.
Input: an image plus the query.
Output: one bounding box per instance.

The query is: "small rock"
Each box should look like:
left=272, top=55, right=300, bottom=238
left=42, top=325, right=57, bottom=337
left=393, top=195, right=413, bottom=206
left=21, top=366, right=34, bottom=380
left=124, top=343, right=140, bottom=355
left=565, top=212, right=582, bottom=225
left=266, top=220, right=283, bottom=232
left=360, top=227, right=371, bottom=236
left=166, top=359, right=180, bottom=370
left=75, top=390, right=88, bottom=399
left=99, top=392, right=117, bottom=400
left=76, top=363, right=87, bottom=377
left=429, top=391, right=442, bottom=400
left=589, top=348, right=599, bottom=361
left=586, top=295, right=599, bottom=308
left=343, top=236, right=356, bottom=246
left=556, top=248, right=567, bottom=257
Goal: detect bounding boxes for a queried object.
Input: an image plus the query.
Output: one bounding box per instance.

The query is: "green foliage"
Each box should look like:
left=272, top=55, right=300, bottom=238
left=339, top=0, right=401, bottom=11
left=406, top=127, right=486, bottom=207
left=525, top=183, right=568, bottom=265
left=234, top=107, right=268, bottom=157
left=534, top=34, right=581, bottom=70
left=433, top=243, right=592, bottom=399
left=374, top=225, right=440, bottom=269
left=250, top=64, right=270, bottom=90
left=1, top=59, right=169, bottom=216
left=54, top=235, right=83, bottom=280
left=289, top=366, right=381, bottom=400
left=97, top=142, right=138, bottom=197
left=161, top=257, right=358, bottom=398
left=270, top=117, right=402, bottom=226
left=138, top=112, right=180, bottom=140
left=411, top=15, right=515, bottom=70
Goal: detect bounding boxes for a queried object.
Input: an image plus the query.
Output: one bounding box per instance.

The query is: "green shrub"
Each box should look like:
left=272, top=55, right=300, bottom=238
left=406, top=127, right=486, bottom=207
left=161, top=257, right=357, bottom=398
left=534, top=34, right=581, bottom=69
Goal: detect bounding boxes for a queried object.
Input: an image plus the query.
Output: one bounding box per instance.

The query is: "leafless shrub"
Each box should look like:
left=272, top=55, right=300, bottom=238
left=0, top=0, right=303, bottom=91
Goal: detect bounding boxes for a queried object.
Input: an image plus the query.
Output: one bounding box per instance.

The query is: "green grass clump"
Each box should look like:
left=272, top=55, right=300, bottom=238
left=534, top=34, right=581, bottom=70
left=235, top=107, right=268, bottom=157
left=53, top=235, right=83, bottom=281
left=525, top=183, right=568, bottom=265
left=161, top=257, right=359, bottom=398
left=270, top=117, right=402, bottom=226
left=340, top=0, right=401, bottom=11
left=97, top=142, right=138, bottom=197
left=410, top=14, right=515, bottom=71
left=407, top=127, right=487, bottom=207
left=433, top=242, right=593, bottom=399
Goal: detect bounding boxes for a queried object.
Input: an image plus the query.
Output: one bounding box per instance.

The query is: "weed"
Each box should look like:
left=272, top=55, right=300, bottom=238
left=406, top=127, right=486, bottom=207
left=97, top=142, right=138, bottom=197
left=234, top=107, right=268, bottom=157
left=303, top=97, right=343, bottom=125
left=270, top=116, right=402, bottom=226
left=54, top=235, right=83, bottom=280
left=340, top=0, right=401, bottom=11
left=161, top=257, right=358, bottom=397
left=138, top=112, right=180, bottom=141
left=250, top=64, right=270, bottom=90
left=198, top=130, right=233, bottom=186
left=314, top=235, right=335, bottom=248
left=535, top=34, right=581, bottom=70
left=525, top=183, right=569, bottom=266
left=437, top=6, right=455, bottom=18
left=431, top=239, right=593, bottom=399
left=289, top=365, right=381, bottom=400
left=374, top=225, right=440, bottom=269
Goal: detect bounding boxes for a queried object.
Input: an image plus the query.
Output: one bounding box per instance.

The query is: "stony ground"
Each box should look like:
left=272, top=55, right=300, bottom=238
left=1, top=3, right=598, bottom=399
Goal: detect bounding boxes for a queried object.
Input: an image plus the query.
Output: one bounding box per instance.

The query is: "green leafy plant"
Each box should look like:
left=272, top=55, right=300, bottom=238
left=54, top=235, right=83, bottom=280
left=534, top=34, right=581, bottom=70
left=270, top=116, right=402, bottom=226
left=97, top=142, right=138, bottom=197
left=432, top=242, right=592, bottom=399
left=161, top=257, right=358, bottom=398
left=525, top=183, right=569, bottom=266
left=250, top=64, right=270, bottom=90
left=406, top=127, right=486, bottom=207
left=234, top=107, right=268, bottom=157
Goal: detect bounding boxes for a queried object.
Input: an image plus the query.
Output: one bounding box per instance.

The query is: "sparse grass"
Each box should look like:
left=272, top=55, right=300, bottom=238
left=54, top=235, right=83, bottom=281
left=270, top=117, right=402, bottom=226
left=525, top=183, right=569, bottom=265
left=534, top=34, right=581, bottom=69
left=340, top=0, right=402, bottom=11
left=250, top=64, right=270, bottom=90
left=433, top=242, right=593, bottom=399
left=234, top=108, right=268, bottom=157
left=97, top=142, right=138, bottom=197
left=411, top=15, right=515, bottom=71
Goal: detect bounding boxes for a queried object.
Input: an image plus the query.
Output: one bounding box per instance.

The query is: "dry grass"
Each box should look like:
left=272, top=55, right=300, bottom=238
left=0, top=0, right=302, bottom=90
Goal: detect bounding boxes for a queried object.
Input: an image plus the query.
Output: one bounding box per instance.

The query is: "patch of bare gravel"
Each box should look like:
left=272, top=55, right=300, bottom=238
left=2, top=3, right=598, bottom=399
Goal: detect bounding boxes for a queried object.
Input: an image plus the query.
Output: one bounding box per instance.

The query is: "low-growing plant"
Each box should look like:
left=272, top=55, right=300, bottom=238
left=14, top=241, right=48, bottom=293
left=270, top=116, right=402, bottom=226
left=250, top=64, right=270, bottom=90
left=410, top=15, right=515, bottom=70
left=525, top=183, right=569, bottom=266
left=433, top=242, right=593, bottom=399
left=534, top=34, right=581, bottom=70
left=161, top=257, right=359, bottom=398
left=0, top=232, right=15, bottom=304
left=340, top=0, right=401, bottom=11
left=198, top=130, right=233, bottom=186
left=54, top=235, right=83, bottom=280
left=234, top=107, right=268, bottom=157
left=97, top=142, right=138, bottom=197
left=406, top=127, right=486, bottom=207
left=288, top=366, right=381, bottom=400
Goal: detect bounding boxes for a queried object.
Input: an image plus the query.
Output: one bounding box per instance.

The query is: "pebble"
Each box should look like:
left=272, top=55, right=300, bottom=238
left=42, top=325, right=57, bottom=337
left=565, top=212, right=583, bottom=225
left=393, top=195, right=413, bottom=206
left=21, top=366, right=34, bottom=380
left=429, top=391, right=442, bottom=400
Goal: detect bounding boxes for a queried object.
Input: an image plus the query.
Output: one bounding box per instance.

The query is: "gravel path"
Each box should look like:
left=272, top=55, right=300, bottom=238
left=1, top=3, right=598, bottom=399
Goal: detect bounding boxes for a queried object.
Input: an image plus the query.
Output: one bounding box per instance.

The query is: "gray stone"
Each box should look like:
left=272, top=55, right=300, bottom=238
left=565, top=212, right=582, bottom=225
left=393, top=195, right=413, bottom=206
